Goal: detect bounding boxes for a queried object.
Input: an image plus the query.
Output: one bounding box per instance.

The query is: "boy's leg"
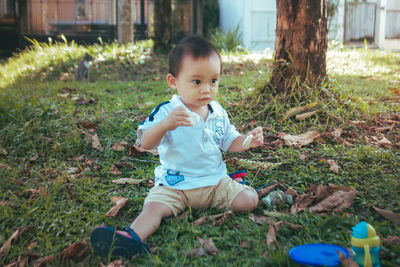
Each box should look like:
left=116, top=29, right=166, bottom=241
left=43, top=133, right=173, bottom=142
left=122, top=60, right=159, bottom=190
left=231, top=188, right=258, bottom=212
left=212, top=177, right=258, bottom=212
left=130, top=202, right=173, bottom=241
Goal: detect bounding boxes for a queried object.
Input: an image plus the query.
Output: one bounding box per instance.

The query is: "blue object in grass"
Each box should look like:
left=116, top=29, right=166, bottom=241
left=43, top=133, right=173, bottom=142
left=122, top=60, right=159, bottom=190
left=289, top=243, right=350, bottom=266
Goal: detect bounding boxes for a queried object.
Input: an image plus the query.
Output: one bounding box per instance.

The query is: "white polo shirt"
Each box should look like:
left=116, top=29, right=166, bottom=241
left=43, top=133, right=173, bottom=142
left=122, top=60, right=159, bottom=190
left=138, top=95, right=241, bottom=190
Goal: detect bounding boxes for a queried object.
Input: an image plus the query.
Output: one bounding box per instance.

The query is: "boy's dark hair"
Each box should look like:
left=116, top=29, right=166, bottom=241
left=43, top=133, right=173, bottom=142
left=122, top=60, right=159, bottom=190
left=168, top=35, right=221, bottom=77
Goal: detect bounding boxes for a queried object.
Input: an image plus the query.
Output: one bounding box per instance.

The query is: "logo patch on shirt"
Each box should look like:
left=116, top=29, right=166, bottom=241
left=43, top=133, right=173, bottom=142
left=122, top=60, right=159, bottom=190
left=165, top=170, right=184, bottom=186
left=213, top=119, right=224, bottom=146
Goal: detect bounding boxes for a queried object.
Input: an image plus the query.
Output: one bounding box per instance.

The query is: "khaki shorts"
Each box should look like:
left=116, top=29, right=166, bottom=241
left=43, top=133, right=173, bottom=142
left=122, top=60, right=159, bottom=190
left=144, top=177, right=253, bottom=216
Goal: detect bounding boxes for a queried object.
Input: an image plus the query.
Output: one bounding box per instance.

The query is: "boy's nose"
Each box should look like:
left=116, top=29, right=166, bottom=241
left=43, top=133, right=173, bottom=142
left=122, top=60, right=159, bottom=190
left=201, top=85, right=211, bottom=93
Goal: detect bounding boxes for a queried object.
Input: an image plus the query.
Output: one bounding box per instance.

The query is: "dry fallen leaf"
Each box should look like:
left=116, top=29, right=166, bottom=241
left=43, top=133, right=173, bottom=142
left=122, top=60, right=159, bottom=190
left=281, top=131, right=320, bottom=148
left=321, top=159, right=339, bottom=173
left=257, top=181, right=286, bottom=199
left=225, top=157, right=282, bottom=171
left=112, top=141, right=128, bottom=151
left=278, top=102, right=317, bottom=122
left=193, top=211, right=234, bottom=226
left=111, top=178, right=144, bottom=185
left=296, top=110, right=317, bottom=121
left=196, top=237, right=219, bottom=256
left=0, top=146, right=8, bottom=155
left=78, top=121, right=98, bottom=129
left=249, top=213, right=271, bottom=225
left=110, top=164, right=122, bottom=175
left=382, top=235, right=400, bottom=246
left=266, top=221, right=285, bottom=246
left=0, top=162, right=11, bottom=170
left=106, top=197, right=129, bottom=217
left=129, top=144, right=158, bottom=156
left=0, top=227, right=32, bottom=256
left=291, top=184, right=358, bottom=214
left=373, top=206, right=400, bottom=225
left=91, top=133, right=103, bottom=151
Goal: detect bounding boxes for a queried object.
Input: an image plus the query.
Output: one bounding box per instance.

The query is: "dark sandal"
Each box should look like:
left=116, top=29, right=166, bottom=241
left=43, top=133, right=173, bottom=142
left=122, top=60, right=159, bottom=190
left=228, top=170, right=247, bottom=185
left=90, top=226, right=149, bottom=259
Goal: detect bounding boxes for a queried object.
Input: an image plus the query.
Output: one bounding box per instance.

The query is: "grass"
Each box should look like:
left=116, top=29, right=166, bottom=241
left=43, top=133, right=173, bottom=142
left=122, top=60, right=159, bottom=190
left=0, top=39, right=399, bottom=266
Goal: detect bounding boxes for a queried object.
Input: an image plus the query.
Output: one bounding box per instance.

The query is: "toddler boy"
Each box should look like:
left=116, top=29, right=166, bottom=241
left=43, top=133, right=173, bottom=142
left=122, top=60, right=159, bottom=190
left=90, top=35, right=264, bottom=259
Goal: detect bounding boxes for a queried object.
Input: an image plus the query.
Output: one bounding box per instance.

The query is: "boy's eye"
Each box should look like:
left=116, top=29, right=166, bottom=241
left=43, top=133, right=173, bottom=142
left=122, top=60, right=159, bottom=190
left=211, top=78, right=218, bottom=84
left=192, top=80, right=201, bottom=85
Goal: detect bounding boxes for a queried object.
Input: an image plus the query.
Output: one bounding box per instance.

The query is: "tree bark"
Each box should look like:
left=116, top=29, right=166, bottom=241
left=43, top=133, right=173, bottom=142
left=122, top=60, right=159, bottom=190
left=154, top=0, right=172, bottom=52
left=269, top=0, right=328, bottom=93
left=118, top=0, right=133, bottom=44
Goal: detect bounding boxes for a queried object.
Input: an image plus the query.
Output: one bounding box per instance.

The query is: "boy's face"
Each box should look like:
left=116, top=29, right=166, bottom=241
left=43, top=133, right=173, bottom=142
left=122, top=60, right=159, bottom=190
left=167, top=52, right=221, bottom=112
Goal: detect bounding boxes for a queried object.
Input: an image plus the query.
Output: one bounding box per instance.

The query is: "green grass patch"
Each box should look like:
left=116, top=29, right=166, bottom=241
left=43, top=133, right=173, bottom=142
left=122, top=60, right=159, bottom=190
left=0, top=40, right=399, bottom=266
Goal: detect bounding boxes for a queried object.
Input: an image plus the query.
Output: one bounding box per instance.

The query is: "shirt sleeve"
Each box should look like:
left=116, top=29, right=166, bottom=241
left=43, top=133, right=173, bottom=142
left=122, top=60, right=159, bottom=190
left=220, top=108, right=241, bottom=151
left=137, top=104, right=169, bottom=142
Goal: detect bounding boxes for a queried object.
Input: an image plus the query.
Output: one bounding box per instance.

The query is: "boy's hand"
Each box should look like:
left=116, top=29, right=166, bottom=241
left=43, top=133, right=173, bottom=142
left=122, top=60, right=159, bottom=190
left=247, top=126, right=263, bottom=148
left=163, top=106, right=192, bottom=130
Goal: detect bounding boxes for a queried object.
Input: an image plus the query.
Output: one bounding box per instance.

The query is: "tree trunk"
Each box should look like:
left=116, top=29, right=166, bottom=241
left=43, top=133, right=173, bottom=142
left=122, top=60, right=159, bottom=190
left=118, top=0, right=133, bottom=44
left=269, top=0, right=328, bottom=93
left=154, top=0, right=172, bottom=52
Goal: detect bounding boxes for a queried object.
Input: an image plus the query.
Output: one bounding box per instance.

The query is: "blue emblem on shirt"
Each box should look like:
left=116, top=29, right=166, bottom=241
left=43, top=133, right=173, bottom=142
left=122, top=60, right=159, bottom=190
left=165, top=170, right=184, bottom=186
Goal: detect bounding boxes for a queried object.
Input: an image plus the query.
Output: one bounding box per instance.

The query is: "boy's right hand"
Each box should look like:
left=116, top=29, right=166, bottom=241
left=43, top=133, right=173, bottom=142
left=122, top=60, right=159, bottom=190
left=163, top=106, right=192, bottom=130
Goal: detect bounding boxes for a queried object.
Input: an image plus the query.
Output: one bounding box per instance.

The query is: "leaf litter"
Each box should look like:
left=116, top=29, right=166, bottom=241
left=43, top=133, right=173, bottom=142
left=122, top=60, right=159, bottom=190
left=106, top=196, right=129, bottom=217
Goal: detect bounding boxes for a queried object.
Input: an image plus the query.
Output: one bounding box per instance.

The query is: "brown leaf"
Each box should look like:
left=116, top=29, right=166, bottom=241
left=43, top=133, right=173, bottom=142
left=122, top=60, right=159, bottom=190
left=262, top=249, right=270, bottom=257
left=129, top=144, right=158, bottom=156
left=196, top=237, right=219, bottom=256
left=27, top=187, right=47, bottom=199
left=296, top=110, right=317, bottom=120
left=91, top=133, right=103, bottom=151
left=112, top=141, right=128, bottom=151
left=257, top=181, right=285, bottom=199
left=33, top=255, right=57, bottom=267
left=266, top=221, right=285, bottom=246
left=193, top=215, right=209, bottom=226
left=185, top=247, right=206, bottom=257
left=321, top=159, right=339, bottom=173
left=291, top=184, right=358, bottom=214
left=0, top=146, right=7, bottom=155
left=211, top=210, right=234, bottom=226
left=281, top=131, right=320, bottom=148
left=73, top=97, right=95, bottom=105
left=111, top=178, right=144, bottom=185
left=106, top=260, right=125, bottom=267
left=0, top=227, right=33, bottom=256
left=39, top=136, right=52, bottom=142
left=4, top=255, right=29, bottom=267
left=60, top=241, right=89, bottom=262
left=373, top=206, right=400, bottom=225
left=26, top=241, right=38, bottom=251
left=0, top=162, right=11, bottom=170
left=78, top=121, right=98, bottom=129
left=382, top=235, right=400, bottom=246
left=248, top=213, right=271, bottom=225
left=278, top=102, right=317, bottom=122
left=106, top=197, right=129, bottom=217
left=331, top=128, right=343, bottom=139
left=110, top=164, right=122, bottom=175
left=239, top=241, right=247, bottom=248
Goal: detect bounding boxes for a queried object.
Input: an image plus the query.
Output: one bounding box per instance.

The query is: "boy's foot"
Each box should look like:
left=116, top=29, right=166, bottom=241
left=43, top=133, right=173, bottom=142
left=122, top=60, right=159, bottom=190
left=90, top=226, right=149, bottom=259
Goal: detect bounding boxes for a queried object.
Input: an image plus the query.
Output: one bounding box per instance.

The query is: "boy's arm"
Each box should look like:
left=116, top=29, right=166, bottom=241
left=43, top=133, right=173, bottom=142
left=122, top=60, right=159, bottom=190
left=140, top=106, right=192, bottom=149
left=228, top=126, right=263, bottom=152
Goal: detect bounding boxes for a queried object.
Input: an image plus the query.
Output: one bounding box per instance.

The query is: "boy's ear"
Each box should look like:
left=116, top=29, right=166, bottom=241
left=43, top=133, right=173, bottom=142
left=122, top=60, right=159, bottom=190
left=166, top=74, right=177, bottom=89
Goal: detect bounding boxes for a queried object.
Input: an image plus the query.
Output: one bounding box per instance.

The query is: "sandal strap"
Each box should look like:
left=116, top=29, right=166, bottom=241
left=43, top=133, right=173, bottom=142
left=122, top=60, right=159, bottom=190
left=122, top=227, right=141, bottom=241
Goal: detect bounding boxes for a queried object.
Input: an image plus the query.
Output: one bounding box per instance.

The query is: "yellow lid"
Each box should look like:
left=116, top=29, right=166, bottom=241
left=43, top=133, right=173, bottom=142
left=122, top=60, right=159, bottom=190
left=351, top=235, right=380, bottom=248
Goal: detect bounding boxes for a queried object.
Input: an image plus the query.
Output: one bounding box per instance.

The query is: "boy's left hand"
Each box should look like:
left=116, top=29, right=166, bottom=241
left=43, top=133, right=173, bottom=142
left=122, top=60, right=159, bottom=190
left=248, top=126, right=263, bottom=148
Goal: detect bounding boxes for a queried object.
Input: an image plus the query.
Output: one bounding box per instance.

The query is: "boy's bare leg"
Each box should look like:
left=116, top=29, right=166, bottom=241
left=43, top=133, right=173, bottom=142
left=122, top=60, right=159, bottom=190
left=129, top=202, right=173, bottom=241
left=231, top=188, right=259, bottom=212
